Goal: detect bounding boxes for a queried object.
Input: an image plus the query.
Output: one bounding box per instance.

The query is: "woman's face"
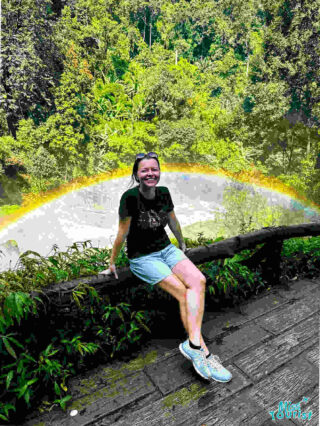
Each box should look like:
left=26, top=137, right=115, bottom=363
left=137, top=158, right=160, bottom=188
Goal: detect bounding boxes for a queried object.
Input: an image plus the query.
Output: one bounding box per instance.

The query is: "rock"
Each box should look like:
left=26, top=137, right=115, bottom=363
left=0, top=239, right=20, bottom=272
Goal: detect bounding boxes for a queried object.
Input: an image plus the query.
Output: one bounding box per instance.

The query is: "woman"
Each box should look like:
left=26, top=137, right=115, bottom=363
left=100, top=152, right=232, bottom=382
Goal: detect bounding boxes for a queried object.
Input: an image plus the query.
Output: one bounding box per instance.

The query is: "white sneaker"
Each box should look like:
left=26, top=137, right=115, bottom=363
left=206, top=354, right=232, bottom=382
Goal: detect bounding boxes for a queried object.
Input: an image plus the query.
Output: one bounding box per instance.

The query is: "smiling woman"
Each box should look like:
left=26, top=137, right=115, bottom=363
left=136, top=154, right=160, bottom=199
left=100, top=152, right=233, bottom=384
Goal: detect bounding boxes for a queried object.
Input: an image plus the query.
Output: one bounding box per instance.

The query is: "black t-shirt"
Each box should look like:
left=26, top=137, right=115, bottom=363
left=118, top=185, right=174, bottom=259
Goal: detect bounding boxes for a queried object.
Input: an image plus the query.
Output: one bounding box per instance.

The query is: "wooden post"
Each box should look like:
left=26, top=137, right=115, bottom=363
left=238, top=238, right=284, bottom=285
left=260, top=239, right=283, bottom=285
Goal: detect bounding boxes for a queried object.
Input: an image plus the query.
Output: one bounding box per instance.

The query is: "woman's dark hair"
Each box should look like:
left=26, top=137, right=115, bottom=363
left=127, top=154, right=161, bottom=189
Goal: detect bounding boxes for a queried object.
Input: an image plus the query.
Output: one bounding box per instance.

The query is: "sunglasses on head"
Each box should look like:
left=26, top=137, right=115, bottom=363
left=135, top=152, right=158, bottom=160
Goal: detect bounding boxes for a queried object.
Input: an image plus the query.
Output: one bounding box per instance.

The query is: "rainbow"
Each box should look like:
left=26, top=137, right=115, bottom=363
left=0, top=163, right=319, bottom=231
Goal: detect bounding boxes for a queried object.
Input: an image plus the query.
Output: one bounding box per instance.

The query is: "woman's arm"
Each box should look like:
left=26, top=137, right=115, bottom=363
left=168, top=210, right=186, bottom=249
left=109, top=216, right=131, bottom=264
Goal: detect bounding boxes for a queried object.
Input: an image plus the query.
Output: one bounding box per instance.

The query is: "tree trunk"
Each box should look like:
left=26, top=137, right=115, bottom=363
left=246, top=40, right=249, bottom=77
left=143, top=17, right=146, bottom=42
left=149, top=23, right=152, bottom=48
left=6, top=114, right=17, bottom=138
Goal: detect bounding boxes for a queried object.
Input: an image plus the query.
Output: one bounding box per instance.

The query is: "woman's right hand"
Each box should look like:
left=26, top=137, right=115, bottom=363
left=99, top=263, right=119, bottom=279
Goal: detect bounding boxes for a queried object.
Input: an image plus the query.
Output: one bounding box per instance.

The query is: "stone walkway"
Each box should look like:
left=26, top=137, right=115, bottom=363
left=25, top=277, right=319, bottom=426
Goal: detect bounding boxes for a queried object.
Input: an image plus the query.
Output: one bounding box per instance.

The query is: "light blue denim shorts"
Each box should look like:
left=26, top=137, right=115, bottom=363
left=129, top=243, right=188, bottom=286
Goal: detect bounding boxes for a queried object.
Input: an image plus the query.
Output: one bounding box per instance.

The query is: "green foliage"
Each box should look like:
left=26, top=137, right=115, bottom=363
left=280, top=236, right=320, bottom=279
left=262, top=0, right=320, bottom=125
left=0, top=136, right=18, bottom=166
left=0, top=204, right=21, bottom=216
left=23, top=147, right=59, bottom=192
left=1, top=0, right=319, bottom=208
left=0, top=174, right=25, bottom=206
left=0, top=242, right=113, bottom=304
left=278, top=154, right=320, bottom=205
left=98, top=302, right=151, bottom=355
left=0, top=281, right=151, bottom=422
left=199, top=257, right=265, bottom=300
left=1, top=0, right=61, bottom=135
left=0, top=292, right=38, bottom=333
left=210, top=181, right=311, bottom=239
left=282, top=236, right=320, bottom=257
left=92, top=79, right=132, bottom=121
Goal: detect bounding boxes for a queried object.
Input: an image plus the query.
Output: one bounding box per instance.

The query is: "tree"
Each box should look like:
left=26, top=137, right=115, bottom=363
left=1, top=0, right=62, bottom=136
left=262, top=0, right=320, bottom=127
left=25, top=146, right=60, bottom=192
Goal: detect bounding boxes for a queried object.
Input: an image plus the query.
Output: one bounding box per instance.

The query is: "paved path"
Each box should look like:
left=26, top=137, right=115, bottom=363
left=25, top=277, right=319, bottom=426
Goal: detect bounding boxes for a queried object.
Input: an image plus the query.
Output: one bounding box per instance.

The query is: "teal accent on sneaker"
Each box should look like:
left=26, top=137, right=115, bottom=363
left=179, top=339, right=211, bottom=380
left=206, top=354, right=232, bottom=382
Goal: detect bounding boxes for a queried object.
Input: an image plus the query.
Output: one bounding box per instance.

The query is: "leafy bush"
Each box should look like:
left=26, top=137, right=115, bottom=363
left=210, top=182, right=312, bottom=239
left=0, top=284, right=151, bottom=423
left=199, top=257, right=266, bottom=306
left=280, top=237, right=320, bottom=280
left=0, top=241, right=113, bottom=305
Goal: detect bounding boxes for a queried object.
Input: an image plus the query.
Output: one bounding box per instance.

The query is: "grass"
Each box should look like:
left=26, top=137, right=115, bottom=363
left=0, top=205, right=21, bottom=217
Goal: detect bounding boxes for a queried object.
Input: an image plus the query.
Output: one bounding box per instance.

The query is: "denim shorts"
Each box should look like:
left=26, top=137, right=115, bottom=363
left=129, top=243, right=188, bottom=286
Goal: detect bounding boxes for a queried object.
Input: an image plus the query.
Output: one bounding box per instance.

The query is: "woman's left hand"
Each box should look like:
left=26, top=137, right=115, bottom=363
left=179, top=242, right=187, bottom=253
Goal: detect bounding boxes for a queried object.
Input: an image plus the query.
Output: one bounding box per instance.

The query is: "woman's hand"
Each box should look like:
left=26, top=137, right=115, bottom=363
left=99, top=264, right=119, bottom=279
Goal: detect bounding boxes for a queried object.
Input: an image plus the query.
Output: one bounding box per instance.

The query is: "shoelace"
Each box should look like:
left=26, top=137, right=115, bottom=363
left=193, top=348, right=208, bottom=364
left=207, top=355, right=224, bottom=370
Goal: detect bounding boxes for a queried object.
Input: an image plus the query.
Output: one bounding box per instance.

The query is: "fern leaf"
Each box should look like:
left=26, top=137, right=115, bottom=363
left=3, top=338, right=17, bottom=358
left=135, top=316, right=151, bottom=333
left=7, top=336, right=24, bottom=350
left=18, top=250, right=43, bottom=259
left=6, top=370, right=14, bottom=389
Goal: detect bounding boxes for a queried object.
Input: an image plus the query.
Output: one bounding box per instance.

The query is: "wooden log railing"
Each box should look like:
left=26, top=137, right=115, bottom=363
left=31, top=222, right=320, bottom=314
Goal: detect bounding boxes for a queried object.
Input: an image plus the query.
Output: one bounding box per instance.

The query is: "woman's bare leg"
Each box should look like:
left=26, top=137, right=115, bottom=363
left=179, top=293, right=209, bottom=355
left=158, top=274, right=210, bottom=355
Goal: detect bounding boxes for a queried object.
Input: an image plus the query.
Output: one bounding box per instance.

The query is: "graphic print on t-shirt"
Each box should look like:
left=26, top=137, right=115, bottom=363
left=118, top=186, right=174, bottom=258
left=137, top=208, right=169, bottom=230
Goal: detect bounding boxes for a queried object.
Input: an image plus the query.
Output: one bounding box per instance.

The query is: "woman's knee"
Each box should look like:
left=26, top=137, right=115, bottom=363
left=188, top=275, right=206, bottom=293
left=196, top=279, right=206, bottom=295
left=158, top=274, right=187, bottom=302
left=200, top=275, right=206, bottom=290
left=172, top=259, right=206, bottom=292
